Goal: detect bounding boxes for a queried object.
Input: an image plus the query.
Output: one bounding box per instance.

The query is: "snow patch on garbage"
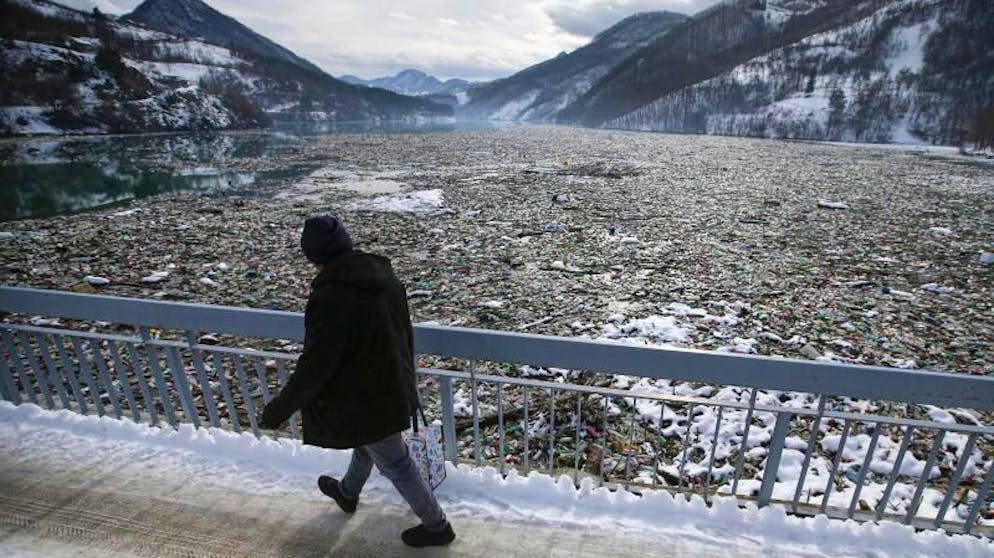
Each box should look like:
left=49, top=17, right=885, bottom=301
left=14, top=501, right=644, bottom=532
left=351, top=189, right=449, bottom=215
left=601, top=315, right=692, bottom=344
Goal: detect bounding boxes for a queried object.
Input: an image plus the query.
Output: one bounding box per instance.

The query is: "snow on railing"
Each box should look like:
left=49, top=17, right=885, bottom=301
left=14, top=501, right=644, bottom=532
left=0, top=286, right=992, bottom=537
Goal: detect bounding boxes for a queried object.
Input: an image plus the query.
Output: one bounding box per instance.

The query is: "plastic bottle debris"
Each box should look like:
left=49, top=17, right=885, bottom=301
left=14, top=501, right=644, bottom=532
left=817, top=200, right=850, bottom=210
left=141, top=271, right=170, bottom=284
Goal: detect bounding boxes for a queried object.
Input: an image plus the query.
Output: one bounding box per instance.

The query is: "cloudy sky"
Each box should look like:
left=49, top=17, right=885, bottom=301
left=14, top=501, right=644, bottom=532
left=65, top=0, right=721, bottom=80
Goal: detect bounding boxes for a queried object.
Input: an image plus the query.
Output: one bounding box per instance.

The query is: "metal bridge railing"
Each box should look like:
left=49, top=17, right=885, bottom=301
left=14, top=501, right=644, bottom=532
left=1, top=286, right=992, bottom=537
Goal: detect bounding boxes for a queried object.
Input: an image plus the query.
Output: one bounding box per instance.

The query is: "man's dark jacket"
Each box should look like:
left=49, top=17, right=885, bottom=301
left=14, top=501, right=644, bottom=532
left=263, top=251, right=419, bottom=449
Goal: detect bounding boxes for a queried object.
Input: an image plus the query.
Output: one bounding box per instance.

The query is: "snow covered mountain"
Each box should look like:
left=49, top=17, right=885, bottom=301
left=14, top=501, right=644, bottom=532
left=124, top=0, right=322, bottom=76
left=557, top=0, right=858, bottom=126
left=457, top=11, right=688, bottom=121
left=341, top=69, right=471, bottom=97
left=0, top=0, right=450, bottom=135
left=559, top=0, right=993, bottom=145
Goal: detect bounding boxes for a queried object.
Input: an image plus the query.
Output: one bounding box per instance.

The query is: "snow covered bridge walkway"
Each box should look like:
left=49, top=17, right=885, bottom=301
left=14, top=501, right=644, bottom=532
left=1, top=404, right=990, bottom=558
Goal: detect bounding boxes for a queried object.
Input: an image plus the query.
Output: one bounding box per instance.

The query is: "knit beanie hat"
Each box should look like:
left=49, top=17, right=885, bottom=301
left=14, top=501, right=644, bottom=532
left=300, top=216, right=353, bottom=264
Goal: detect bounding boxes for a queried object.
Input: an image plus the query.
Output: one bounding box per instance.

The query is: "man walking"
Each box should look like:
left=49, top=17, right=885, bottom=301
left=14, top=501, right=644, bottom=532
left=260, top=216, right=455, bottom=548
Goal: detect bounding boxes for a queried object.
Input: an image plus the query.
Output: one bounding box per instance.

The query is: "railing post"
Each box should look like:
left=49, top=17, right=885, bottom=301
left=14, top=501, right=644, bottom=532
left=185, top=332, right=220, bottom=428
left=165, top=346, right=200, bottom=428
left=438, top=376, right=458, bottom=463
left=933, top=432, right=978, bottom=528
left=274, top=360, right=298, bottom=439
left=963, top=464, right=994, bottom=535
left=0, top=349, right=19, bottom=403
left=123, top=341, right=157, bottom=426
left=791, top=395, right=827, bottom=512
left=17, top=331, right=55, bottom=410
left=3, top=330, right=36, bottom=405
left=33, top=334, right=71, bottom=412
left=905, top=430, right=946, bottom=524
left=138, top=327, right=178, bottom=427
left=69, top=337, right=104, bottom=416
left=731, top=388, right=758, bottom=497
left=470, top=360, right=481, bottom=466
left=758, top=411, right=792, bottom=508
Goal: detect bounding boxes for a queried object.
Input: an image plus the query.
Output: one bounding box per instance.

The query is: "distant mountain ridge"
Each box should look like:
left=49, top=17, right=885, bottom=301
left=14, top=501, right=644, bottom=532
left=341, top=69, right=471, bottom=97
left=457, top=11, right=688, bottom=121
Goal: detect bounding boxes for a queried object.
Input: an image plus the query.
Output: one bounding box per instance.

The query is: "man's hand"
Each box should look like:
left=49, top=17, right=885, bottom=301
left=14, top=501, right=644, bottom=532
left=260, top=400, right=284, bottom=430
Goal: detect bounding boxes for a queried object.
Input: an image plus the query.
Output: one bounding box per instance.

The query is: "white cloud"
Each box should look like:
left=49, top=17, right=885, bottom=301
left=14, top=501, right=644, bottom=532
left=543, top=0, right=717, bottom=37
left=55, top=0, right=131, bottom=13
left=67, top=0, right=722, bottom=80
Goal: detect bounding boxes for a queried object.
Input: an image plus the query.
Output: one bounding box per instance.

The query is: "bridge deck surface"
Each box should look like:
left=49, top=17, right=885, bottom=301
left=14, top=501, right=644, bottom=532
left=0, top=427, right=785, bottom=558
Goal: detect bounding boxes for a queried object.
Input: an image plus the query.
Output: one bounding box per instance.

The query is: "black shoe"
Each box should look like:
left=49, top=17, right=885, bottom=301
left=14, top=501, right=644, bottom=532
left=317, top=475, right=358, bottom=513
left=401, top=522, right=456, bottom=548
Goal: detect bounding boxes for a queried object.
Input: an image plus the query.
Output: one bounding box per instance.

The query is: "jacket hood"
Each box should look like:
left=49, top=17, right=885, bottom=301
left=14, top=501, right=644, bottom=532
left=312, top=251, right=394, bottom=292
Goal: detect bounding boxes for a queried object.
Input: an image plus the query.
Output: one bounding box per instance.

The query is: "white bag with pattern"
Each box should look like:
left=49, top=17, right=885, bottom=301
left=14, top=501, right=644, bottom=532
left=405, top=408, right=446, bottom=490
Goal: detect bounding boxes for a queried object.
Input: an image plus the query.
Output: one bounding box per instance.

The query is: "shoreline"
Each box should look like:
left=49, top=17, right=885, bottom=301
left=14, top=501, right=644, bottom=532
left=0, top=120, right=972, bottom=154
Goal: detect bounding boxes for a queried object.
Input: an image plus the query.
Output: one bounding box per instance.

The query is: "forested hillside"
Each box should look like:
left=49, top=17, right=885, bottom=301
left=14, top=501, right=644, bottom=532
left=0, top=0, right=450, bottom=136
left=603, top=0, right=994, bottom=145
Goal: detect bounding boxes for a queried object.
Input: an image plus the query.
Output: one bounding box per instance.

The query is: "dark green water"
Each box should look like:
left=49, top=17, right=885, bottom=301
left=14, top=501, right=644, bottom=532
left=0, top=121, right=504, bottom=222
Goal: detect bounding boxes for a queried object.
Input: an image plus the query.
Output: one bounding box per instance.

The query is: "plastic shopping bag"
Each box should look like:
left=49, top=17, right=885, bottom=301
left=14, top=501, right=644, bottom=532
left=405, top=409, right=446, bottom=491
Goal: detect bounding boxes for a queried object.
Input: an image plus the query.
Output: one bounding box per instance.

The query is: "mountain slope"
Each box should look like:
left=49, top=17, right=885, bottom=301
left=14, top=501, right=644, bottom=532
left=342, top=69, right=470, bottom=96
left=603, top=0, right=994, bottom=145
left=124, top=0, right=322, bottom=75
left=0, top=0, right=450, bottom=135
left=458, top=11, right=687, bottom=121
left=0, top=0, right=266, bottom=134
left=123, top=0, right=449, bottom=122
left=557, top=0, right=871, bottom=126
left=339, top=74, right=367, bottom=86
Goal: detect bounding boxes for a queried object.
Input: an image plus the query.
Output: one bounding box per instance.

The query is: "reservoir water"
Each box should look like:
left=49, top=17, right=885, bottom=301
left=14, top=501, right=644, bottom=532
left=0, top=120, right=507, bottom=222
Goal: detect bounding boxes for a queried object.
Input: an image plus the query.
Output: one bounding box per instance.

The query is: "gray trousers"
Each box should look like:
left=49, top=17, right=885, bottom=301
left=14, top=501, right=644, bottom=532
left=339, top=432, right=447, bottom=529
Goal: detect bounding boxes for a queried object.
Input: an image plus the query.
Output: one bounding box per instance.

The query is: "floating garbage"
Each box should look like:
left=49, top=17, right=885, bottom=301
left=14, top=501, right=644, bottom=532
left=141, top=271, right=170, bottom=284
left=921, top=283, right=955, bottom=294
left=817, top=199, right=850, bottom=210
left=0, top=127, right=989, bottom=375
